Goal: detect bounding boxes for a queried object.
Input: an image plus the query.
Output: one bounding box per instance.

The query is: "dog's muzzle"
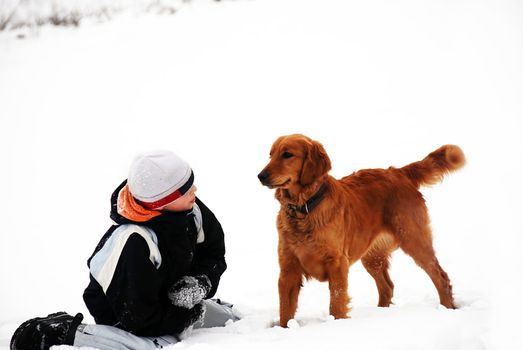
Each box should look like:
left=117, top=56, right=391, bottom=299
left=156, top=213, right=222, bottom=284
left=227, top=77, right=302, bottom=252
left=257, top=170, right=270, bottom=186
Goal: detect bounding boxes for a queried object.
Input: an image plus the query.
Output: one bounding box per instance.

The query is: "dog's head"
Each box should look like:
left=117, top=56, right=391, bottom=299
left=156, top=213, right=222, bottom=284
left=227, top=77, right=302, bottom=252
left=258, top=134, right=331, bottom=189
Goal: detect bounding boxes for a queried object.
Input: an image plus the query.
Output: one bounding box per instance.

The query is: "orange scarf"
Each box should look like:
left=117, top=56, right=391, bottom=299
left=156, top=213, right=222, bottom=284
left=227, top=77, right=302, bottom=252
left=117, top=184, right=162, bottom=222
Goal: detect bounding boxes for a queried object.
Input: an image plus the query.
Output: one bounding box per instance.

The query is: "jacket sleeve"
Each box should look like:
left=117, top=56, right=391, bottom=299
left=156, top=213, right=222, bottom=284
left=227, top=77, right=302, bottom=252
left=190, top=198, right=227, bottom=298
left=105, top=233, right=195, bottom=336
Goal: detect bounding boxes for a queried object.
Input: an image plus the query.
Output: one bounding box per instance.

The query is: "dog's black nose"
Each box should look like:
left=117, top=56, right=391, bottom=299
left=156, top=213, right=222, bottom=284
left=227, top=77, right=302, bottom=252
left=258, top=171, right=269, bottom=183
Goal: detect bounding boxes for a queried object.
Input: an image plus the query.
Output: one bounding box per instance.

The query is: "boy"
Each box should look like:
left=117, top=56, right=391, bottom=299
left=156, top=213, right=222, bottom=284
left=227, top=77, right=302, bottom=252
left=11, top=150, right=239, bottom=350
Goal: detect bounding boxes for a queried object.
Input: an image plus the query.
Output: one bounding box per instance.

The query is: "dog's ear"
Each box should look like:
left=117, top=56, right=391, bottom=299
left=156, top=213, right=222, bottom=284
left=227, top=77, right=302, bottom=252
left=299, top=140, right=331, bottom=186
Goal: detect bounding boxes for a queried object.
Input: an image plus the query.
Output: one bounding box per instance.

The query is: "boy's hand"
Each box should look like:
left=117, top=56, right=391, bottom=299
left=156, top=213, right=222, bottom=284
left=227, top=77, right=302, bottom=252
left=168, top=275, right=211, bottom=309
left=173, top=302, right=206, bottom=335
left=182, top=302, right=206, bottom=330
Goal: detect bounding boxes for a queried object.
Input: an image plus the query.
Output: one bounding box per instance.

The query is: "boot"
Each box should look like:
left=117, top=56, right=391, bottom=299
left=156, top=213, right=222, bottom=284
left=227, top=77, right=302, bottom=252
left=10, top=311, right=83, bottom=350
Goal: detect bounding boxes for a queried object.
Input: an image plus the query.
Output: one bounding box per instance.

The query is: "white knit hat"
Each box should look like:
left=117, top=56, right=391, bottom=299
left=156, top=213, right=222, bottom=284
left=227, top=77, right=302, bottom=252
left=128, top=150, right=194, bottom=209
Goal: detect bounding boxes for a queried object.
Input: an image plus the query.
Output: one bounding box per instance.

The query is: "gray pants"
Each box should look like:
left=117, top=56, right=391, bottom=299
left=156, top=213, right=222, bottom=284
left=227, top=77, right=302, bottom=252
left=74, top=300, right=240, bottom=350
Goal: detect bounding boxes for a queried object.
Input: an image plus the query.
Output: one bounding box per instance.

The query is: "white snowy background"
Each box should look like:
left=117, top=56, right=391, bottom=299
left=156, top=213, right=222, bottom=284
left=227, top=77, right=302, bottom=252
left=1, top=0, right=522, bottom=349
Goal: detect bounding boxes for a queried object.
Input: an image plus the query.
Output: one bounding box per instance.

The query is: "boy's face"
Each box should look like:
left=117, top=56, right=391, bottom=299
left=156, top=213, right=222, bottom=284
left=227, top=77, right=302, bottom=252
left=159, top=185, right=197, bottom=212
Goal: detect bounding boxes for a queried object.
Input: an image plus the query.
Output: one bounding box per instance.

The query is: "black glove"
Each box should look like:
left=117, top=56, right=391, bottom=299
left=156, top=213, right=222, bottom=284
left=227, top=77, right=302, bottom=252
left=168, top=275, right=211, bottom=309
left=180, top=302, right=206, bottom=332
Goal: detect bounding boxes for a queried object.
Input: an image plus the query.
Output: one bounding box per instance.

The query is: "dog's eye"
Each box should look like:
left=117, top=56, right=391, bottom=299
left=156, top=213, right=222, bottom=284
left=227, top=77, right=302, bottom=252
left=282, top=151, right=294, bottom=159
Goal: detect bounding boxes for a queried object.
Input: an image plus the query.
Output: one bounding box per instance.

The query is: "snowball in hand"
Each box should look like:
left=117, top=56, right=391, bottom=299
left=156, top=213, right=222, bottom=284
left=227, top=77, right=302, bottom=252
left=168, top=275, right=211, bottom=309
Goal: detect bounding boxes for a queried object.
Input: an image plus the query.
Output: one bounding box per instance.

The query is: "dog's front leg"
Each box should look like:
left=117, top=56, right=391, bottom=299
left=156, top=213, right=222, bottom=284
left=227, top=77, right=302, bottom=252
left=327, top=256, right=350, bottom=319
left=278, top=257, right=303, bottom=328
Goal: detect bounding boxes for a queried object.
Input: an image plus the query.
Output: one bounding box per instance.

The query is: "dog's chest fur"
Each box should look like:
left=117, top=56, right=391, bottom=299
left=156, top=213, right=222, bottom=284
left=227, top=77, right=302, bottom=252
left=278, top=214, right=337, bottom=282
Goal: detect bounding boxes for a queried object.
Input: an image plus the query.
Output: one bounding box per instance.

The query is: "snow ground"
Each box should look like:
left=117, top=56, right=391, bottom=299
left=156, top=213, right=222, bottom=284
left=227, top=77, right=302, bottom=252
left=1, top=0, right=522, bottom=349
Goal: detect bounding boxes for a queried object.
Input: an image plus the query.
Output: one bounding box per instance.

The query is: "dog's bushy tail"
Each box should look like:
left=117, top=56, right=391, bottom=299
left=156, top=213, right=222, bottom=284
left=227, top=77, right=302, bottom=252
left=401, top=145, right=465, bottom=188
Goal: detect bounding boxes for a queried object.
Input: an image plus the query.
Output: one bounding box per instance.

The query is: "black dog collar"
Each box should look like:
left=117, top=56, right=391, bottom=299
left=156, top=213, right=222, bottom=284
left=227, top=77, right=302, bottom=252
left=286, top=183, right=327, bottom=217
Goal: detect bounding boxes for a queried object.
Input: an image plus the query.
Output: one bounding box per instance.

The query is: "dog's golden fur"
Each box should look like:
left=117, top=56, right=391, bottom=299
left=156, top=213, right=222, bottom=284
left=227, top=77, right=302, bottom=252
left=258, top=134, right=465, bottom=327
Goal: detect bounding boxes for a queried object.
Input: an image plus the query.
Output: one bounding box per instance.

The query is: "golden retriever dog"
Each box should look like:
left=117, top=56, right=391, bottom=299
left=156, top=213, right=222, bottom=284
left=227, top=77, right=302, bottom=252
left=257, top=134, right=465, bottom=327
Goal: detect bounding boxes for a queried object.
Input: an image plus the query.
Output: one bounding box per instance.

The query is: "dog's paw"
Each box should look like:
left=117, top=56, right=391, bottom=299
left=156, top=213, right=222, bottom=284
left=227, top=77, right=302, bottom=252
left=332, top=313, right=350, bottom=320
left=287, top=319, right=300, bottom=329
left=325, top=315, right=335, bottom=322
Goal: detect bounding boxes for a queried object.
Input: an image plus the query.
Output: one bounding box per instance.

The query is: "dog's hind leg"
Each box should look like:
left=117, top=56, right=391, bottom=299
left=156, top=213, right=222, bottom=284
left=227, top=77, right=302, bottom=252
left=362, top=237, right=396, bottom=307
left=393, top=215, right=456, bottom=309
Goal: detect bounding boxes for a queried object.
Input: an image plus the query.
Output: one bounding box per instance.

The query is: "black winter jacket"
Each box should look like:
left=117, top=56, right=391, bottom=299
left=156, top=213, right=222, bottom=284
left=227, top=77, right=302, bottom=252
left=83, top=180, right=227, bottom=336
